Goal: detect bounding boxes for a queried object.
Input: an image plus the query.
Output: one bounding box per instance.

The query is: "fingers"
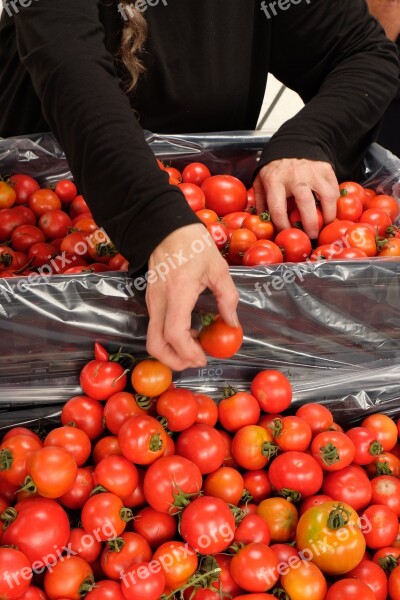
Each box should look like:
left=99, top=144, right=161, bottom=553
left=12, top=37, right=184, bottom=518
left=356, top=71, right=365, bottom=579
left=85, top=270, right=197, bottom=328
left=208, top=259, right=240, bottom=328
left=253, top=175, right=267, bottom=214
left=263, top=180, right=291, bottom=232
left=292, top=184, right=321, bottom=239
left=315, top=165, right=339, bottom=225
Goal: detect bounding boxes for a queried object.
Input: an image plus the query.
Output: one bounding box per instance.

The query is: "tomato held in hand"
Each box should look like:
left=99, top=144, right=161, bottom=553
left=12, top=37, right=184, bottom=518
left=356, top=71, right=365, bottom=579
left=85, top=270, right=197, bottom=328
left=199, top=315, right=243, bottom=359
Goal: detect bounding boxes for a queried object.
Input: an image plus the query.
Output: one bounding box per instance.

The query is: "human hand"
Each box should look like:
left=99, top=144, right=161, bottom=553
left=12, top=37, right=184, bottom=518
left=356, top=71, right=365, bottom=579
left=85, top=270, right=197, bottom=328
left=145, top=223, right=240, bottom=371
left=254, top=158, right=339, bottom=239
left=367, top=0, right=400, bottom=41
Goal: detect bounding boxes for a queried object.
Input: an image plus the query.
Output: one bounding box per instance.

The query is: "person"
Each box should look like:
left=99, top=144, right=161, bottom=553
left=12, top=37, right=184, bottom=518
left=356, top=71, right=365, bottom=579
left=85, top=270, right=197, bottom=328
left=367, top=0, right=400, bottom=157
left=0, top=0, right=398, bottom=371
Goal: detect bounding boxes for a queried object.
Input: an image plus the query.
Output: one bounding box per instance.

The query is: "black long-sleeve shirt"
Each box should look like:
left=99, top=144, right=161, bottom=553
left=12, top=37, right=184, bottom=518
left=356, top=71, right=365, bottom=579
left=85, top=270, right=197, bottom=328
left=0, top=0, right=398, bottom=271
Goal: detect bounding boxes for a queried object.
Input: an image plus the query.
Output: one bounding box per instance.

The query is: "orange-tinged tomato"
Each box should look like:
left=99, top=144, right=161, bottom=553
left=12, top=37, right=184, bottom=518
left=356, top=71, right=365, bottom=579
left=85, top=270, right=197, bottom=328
left=131, top=359, right=172, bottom=397
left=257, top=497, right=298, bottom=543
left=281, top=559, right=327, bottom=600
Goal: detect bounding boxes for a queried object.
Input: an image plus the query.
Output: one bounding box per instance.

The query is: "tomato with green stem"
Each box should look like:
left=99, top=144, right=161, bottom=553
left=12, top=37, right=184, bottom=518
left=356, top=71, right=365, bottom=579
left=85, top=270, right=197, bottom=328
left=100, top=532, right=152, bottom=580
left=365, top=451, right=400, bottom=478
left=242, top=213, right=274, bottom=240
left=93, top=455, right=139, bottom=498
left=80, top=359, right=127, bottom=401
left=231, top=425, right=278, bottom=471
left=118, top=415, right=168, bottom=465
left=81, top=492, right=133, bottom=540
left=44, top=556, right=94, bottom=600
left=25, top=445, right=78, bottom=498
left=156, top=388, right=198, bottom=432
left=218, top=387, right=260, bottom=432
left=339, top=181, right=367, bottom=206
left=0, top=434, right=43, bottom=486
left=362, top=413, right=398, bottom=452
left=346, top=426, right=383, bottom=465
left=268, top=451, right=324, bottom=500
left=104, top=392, right=146, bottom=435
left=271, top=415, right=312, bottom=452
left=311, top=430, right=355, bottom=471
left=199, top=315, right=243, bottom=359
left=243, top=470, right=272, bottom=503
left=180, top=496, right=235, bottom=554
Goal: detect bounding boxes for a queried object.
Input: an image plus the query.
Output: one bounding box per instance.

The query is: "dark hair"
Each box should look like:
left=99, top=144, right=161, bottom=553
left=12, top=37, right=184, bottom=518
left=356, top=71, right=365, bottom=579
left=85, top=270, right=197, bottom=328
left=118, top=2, right=148, bottom=91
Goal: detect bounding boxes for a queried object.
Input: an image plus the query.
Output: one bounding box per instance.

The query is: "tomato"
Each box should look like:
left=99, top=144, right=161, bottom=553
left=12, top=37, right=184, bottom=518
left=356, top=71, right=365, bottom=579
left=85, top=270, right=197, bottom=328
left=26, top=446, right=78, bottom=498
left=339, top=181, right=367, bottom=206
left=379, top=237, right=400, bottom=257
left=101, top=532, right=152, bottom=580
left=0, top=208, right=27, bottom=242
left=295, top=403, right=333, bottom=434
left=243, top=240, right=283, bottom=265
left=120, top=561, right=165, bottom=600
left=271, top=416, right=312, bottom=452
left=281, top=560, right=327, bottom=600
left=373, top=546, right=400, bottom=572
left=222, top=211, right=250, bottom=231
left=0, top=478, right=19, bottom=503
left=80, top=359, right=127, bottom=401
left=0, top=181, right=16, bottom=209
left=0, top=245, right=17, bottom=272
left=243, top=470, right=272, bottom=503
left=206, top=221, right=229, bottom=249
left=37, top=210, right=71, bottom=240
left=269, top=451, right=323, bottom=500
left=44, top=426, right=91, bottom=466
left=131, top=359, right=172, bottom=397
left=54, top=179, right=77, bottom=204
left=199, top=315, right=243, bottom=359
left=59, top=231, right=89, bottom=259
left=0, top=434, right=43, bottom=486
left=218, top=430, right=237, bottom=468
left=336, top=194, right=363, bottom=221
left=68, top=527, right=102, bottom=563
left=234, top=514, right=271, bottom=545
left=28, top=242, right=57, bottom=267
left=143, top=455, right=202, bottom=514
left=243, top=214, right=274, bottom=240
left=326, top=578, right=375, bottom=599
left=122, top=468, right=146, bottom=509
left=346, top=426, right=383, bottom=465
left=180, top=495, right=234, bottom=554
left=93, top=455, right=138, bottom=498
left=153, top=540, right=198, bottom=588
left=44, top=556, right=94, bottom=600
left=251, top=370, right=292, bottom=413
left=86, top=580, right=125, bottom=600
left=9, top=174, right=40, bottom=205
left=257, top=498, right=298, bottom=543
left=178, top=182, right=205, bottom=212
left=317, top=219, right=354, bottom=246
left=362, top=504, right=399, bottom=549
left=360, top=207, right=392, bottom=236
left=16, top=586, right=48, bottom=600
left=300, top=494, right=333, bottom=515
left=182, top=162, right=211, bottom=186
left=92, top=436, right=121, bottom=464
left=156, top=388, right=198, bottom=432
left=132, top=506, right=177, bottom=549
left=297, top=501, right=366, bottom=574
left=389, top=565, right=400, bottom=600
left=270, top=543, right=299, bottom=565
left=202, top=175, right=247, bottom=216
left=231, top=425, right=277, bottom=471
left=346, top=223, right=377, bottom=256
left=59, top=467, right=94, bottom=509
left=363, top=413, right=398, bottom=452
left=218, top=390, right=260, bottom=432
left=194, top=393, right=218, bottom=427
left=366, top=194, right=399, bottom=222
left=195, top=208, right=219, bottom=224
left=347, top=558, right=387, bottom=600
left=370, top=476, right=400, bottom=516
left=275, top=228, right=312, bottom=262
left=322, top=465, right=372, bottom=511
left=69, top=194, right=89, bottom=219
left=118, top=415, right=168, bottom=465
left=2, top=497, right=70, bottom=566
left=28, top=189, right=61, bottom=216
left=72, top=215, right=98, bottom=234
left=366, top=451, right=400, bottom=478
left=176, top=424, right=225, bottom=474
left=311, top=431, right=355, bottom=471
left=0, top=547, right=31, bottom=599
left=103, top=393, right=145, bottom=436
left=81, top=492, right=132, bottom=541
left=228, top=228, right=257, bottom=265
left=230, top=543, right=279, bottom=592
left=204, top=467, right=244, bottom=505
left=61, top=396, right=104, bottom=440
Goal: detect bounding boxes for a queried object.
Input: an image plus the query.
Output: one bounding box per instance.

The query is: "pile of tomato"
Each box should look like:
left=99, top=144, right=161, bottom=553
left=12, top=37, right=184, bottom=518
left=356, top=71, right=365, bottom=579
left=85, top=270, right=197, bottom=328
left=1, top=164, right=399, bottom=279
left=1, top=343, right=400, bottom=600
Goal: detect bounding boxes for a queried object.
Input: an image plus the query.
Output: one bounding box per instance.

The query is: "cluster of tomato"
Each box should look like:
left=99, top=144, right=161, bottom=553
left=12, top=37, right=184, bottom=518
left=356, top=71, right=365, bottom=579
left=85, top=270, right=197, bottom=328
left=1, top=343, right=400, bottom=600
left=160, top=161, right=400, bottom=264
left=0, top=175, right=128, bottom=278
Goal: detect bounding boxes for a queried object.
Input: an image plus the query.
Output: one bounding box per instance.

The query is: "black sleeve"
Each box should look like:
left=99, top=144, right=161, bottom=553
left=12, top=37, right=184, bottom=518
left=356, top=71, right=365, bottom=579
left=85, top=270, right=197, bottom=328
left=13, top=0, right=199, bottom=273
left=259, top=0, right=400, bottom=181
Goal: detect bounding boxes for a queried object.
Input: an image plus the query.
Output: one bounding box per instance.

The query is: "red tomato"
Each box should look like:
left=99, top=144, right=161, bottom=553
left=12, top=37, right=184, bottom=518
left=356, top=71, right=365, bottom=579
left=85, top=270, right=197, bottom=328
left=366, top=194, right=399, bottom=222
left=44, top=426, right=91, bottom=466
left=257, top=497, right=299, bottom=543
left=16, top=587, right=48, bottom=600
left=0, top=547, right=31, bottom=599
left=268, top=451, right=324, bottom=499
left=251, top=370, right=292, bottom=413
left=176, top=424, right=225, bottom=474
left=311, top=431, right=355, bottom=471
left=199, top=315, right=243, bottom=359
left=322, top=465, right=372, bottom=511
left=243, top=214, right=275, bottom=240
left=270, top=543, right=299, bottom=564
left=243, top=470, right=272, bottom=503
left=275, top=228, right=312, bottom=262
left=178, top=183, right=205, bottom=211
left=202, top=175, right=247, bottom=216
left=28, top=189, right=61, bottom=216
left=379, top=237, right=400, bottom=257
left=346, top=223, right=377, bottom=256
left=195, top=208, right=219, bottom=224
left=299, top=494, right=333, bottom=515
left=360, top=207, right=392, bottom=236
left=346, top=426, right=383, bottom=465
left=156, top=388, right=198, bottom=432
left=122, top=468, right=146, bottom=509
left=143, top=455, right=202, bottom=514
left=334, top=247, right=368, bottom=259
left=108, top=252, right=128, bottom=271
left=326, top=579, right=375, bottom=599
left=389, top=565, right=400, bottom=600
left=271, top=416, right=312, bottom=452
left=0, top=245, right=18, bottom=272
left=363, top=414, right=398, bottom=452
left=93, top=455, right=138, bottom=499
left=339, top=181, right=367, bottom=206
left=153, top=541, right=198, bottom=589
left=362, top=505, right=399, bottom=549
left=182, top=162, right=211, bottom=186
left=228, top=228, right=258, bottom=265
left=86, top=580, right=125, bottom=600
left=234, top=514, right=271, bottom=545
left=61, top=396, right=104, bottom=440
left=181, top=496, right=235, bottom=554
left=9, top=174, right=39, bottom=205
left=230, top=543, right=279, bottom=592
left=373, top=546, right=400, bottom=572
left=366, top=451, right=400, bottom=478
left=92, top=436, right=121, bottom=464
left=295, top=403, right=333, bottom=434
left=243, top=240, right=283, bottom=265
left=38, top=209, right=72, bottom=239
left=218, top=390, right=260, bottom=432
left=28, top=242, right=57, bottom=267
left=206, top=221, right=229, bottom=249
left=69, top=194, right=90, bottom=219
left=132, top=506, right=177, bottom=549
left=80, top=359, right=127, bottom=401
left=204, top=467, right=244, bottom=505
left=194, top=393, right=218, bottom=427
left=0, top=208, right=27, bottom=242
left=27, top=446, right=78, bottom=498
left=44, top=556, right=93, bottom=600
left=347, top=559, right=387, bottom=600
left=231, top=425, right=277, bottom=471
left=370, top=475, right=400, bottom=517
left=222, top=211, right=250, bottom=230
left=317, top=219, right=354, bottom=246
left=104, top=392, right=146, bottom=435
left=336, top=194, right=363, bottom=221
left=118, top=415, right=168, bottom=465
left=58, top=467, right=95, bottom=510
left=72, top=216, right=98, bottom=234
left=68, top=527, right=102, bottom=563
left=81, top=492, right=131, bottom=541
left=0, top=434, right=43, bottom=486
left=59, top=230, right=89, bottom=259
left=54, top=179, right=77, bottom=204
left=101, top=532, right=152, bottom=580
left=120, top=561, right=166, bottom=600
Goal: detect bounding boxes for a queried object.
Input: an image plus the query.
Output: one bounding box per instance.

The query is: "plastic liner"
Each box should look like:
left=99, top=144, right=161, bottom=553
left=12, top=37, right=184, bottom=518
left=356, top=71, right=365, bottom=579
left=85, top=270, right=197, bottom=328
left=0, top=132, right=400, bottom=426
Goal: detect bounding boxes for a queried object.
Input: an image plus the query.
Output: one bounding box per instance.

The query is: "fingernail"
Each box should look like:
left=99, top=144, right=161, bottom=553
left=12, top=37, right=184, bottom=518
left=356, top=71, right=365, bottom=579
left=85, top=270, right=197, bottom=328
left=231, top=312, right=240, bottom=328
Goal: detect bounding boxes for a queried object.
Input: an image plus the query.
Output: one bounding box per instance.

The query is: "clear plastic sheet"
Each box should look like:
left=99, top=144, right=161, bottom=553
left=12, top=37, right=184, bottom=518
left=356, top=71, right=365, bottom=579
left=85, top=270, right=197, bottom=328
left=0, top=132, right=400, bottom=426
